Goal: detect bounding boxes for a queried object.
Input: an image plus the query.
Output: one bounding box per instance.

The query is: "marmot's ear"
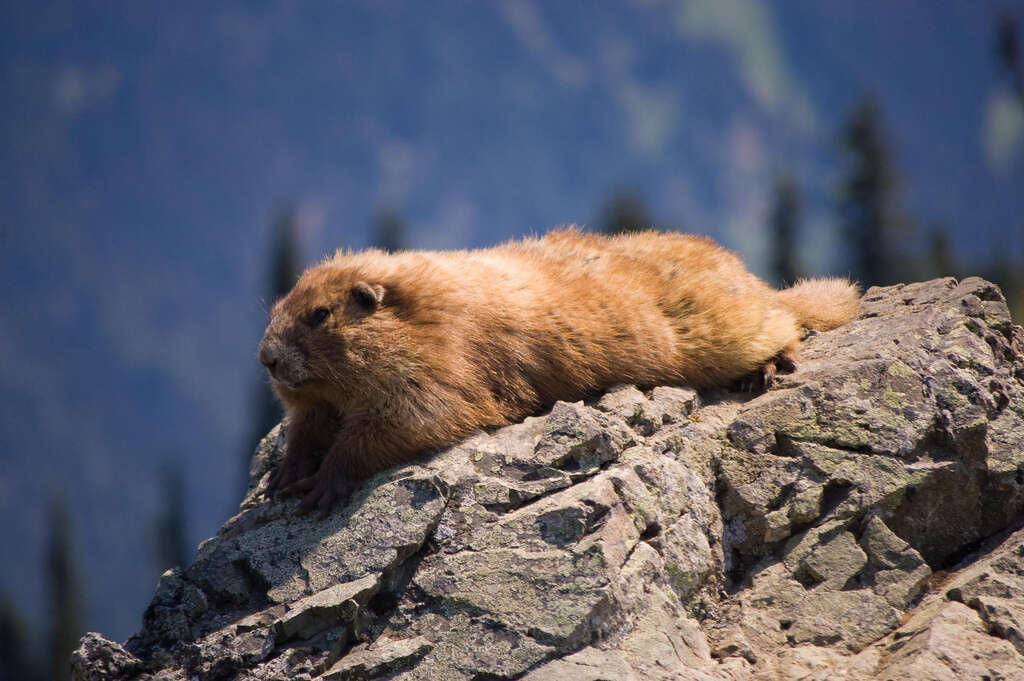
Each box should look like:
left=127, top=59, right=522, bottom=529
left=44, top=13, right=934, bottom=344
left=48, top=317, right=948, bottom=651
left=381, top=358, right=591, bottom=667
left=351, top=282, right=385, bottom=311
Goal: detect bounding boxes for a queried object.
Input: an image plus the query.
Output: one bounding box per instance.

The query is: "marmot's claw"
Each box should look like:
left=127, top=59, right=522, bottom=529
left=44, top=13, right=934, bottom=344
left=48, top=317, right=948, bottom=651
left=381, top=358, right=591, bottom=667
left=297, top=483, right=324, bottom=516
left=282, top=474, right=317, bottom=501
left=295, top=490, right=330, bottom=518
left=755, top=351, right=799, bottom=391
left=268, top=455, right=318, bottom=501
left=777, top=355, right=798, bottom=374
left=734, top=352, right=800, bottom=393
left=296, top=475, right=354, bottom=518
left=267, top=465, right=292, bottom=496
left=266, top=470, right=283, bottom=495
left=314, top=491, right=337, bottom=520
left=272, top=478, right=297, bottom=500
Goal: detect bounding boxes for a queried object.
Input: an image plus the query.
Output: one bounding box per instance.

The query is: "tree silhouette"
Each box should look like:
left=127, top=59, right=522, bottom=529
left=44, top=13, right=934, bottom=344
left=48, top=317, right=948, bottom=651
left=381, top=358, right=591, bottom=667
left=924, top=224, right=956, bottom=279
left=598, top=191, right=653, bottom=236
left=240, top=207, right=302, bottom=496
left=993, top=10, right=1024, bottom=320
left=266, top=207, right=302, bottom=307
left=988, top=245, right=1024, bottom=323
left=837, top=95, right=911, bottom=288
left=996, top=11, right=1024, bottom=102
left=0, top=596, right=41, bottom=681
left=153, top=462, right=189, bottom=572
left=46, top=493, right=82, bottom=681
left=768, top=171, right=803, bottom=287
left=373, top=208, right=406, bottom=252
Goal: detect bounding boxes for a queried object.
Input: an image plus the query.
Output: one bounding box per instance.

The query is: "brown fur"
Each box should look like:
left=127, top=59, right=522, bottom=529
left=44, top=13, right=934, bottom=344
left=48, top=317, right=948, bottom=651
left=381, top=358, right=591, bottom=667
left=258, top=228, right=860, bottom=514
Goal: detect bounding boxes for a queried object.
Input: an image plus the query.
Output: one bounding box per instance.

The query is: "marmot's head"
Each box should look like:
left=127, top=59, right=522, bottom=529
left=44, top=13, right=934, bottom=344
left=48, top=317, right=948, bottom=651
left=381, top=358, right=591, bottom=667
left=258, top=261, right=391, bottom=403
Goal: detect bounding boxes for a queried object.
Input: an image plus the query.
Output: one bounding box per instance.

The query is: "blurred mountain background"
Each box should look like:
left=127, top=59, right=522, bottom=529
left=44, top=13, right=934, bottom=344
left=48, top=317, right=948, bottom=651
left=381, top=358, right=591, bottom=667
left=1, top=1, right=1023, bottom=676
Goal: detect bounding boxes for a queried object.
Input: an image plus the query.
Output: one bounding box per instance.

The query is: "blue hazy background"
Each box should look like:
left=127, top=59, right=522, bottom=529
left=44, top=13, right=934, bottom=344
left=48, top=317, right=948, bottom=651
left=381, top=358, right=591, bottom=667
left=2, top=0, right=1023, bottom=651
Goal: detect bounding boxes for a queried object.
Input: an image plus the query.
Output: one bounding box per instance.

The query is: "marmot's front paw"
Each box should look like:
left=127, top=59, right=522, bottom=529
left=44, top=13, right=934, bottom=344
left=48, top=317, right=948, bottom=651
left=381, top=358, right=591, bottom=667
left=266, top=450, right=319, bottom=499
left=284, top=472, right=355, bottom=519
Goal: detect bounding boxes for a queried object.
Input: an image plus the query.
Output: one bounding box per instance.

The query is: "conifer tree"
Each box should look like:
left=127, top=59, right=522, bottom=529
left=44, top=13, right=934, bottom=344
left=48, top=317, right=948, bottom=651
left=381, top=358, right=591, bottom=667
left=988, top=246, right=1024, bottom=323
left=768, top=172, right=803, bottom=287
left=599, top=192, right=653, bottom=236
left=46, top=494, right=82, bottom=681
left=992, top=11, right=1024, bottom=320
left=373, top=208, right=406, bottom=252
left=0, top=596, right=41, bottom=681
left=266, top=207, right=302, bottom=307
left=153, top=462, right=189, bottom=571
left=240, top=207, right=302, bottom=496
left=837, top=95, right=910, bottom=287
left=924, top=224, right=956, bottom=279
left=996, top=11, right=1024, bottom=102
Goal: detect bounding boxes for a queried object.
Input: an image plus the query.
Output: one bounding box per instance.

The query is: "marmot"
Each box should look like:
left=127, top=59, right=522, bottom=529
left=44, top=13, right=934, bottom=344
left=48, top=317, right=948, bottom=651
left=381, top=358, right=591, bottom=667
left=258, top=228, right=859, bottom=514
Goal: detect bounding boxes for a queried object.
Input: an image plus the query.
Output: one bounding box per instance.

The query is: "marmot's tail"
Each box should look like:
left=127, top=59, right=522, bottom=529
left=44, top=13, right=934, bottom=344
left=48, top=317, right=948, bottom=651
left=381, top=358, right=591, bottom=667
left=776, top=278, right=861, bottom=331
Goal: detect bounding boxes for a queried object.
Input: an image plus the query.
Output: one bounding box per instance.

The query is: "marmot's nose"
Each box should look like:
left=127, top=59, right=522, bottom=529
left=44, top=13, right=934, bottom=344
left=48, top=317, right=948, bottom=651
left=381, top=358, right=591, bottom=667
left=258, top=341, right=279, bottom=374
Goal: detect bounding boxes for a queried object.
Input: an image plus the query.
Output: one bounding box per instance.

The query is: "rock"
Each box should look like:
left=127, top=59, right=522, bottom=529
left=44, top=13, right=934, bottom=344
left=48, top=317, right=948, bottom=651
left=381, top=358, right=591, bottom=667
left=595, top=384, right=700, bottom=436
left=945, top=531, right=1024, bottom=657
left=273, top=573, right=380, bottom=642
left=321, top=636, right=433, bottom=681
left=519, top=645, right=638, bottom=681
left=859, top=514, right=931, bottom=609
left=71, top=278, right=1024, bottom=681
left=830, top=527, right=1024, bottom=681
left=786, top=526, right=868, bottom=590
left=70, top=634, right=144, bottom=681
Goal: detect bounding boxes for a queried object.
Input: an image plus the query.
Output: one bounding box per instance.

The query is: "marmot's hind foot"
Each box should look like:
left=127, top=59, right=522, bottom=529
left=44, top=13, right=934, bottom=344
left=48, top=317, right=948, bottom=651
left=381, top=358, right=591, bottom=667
left=761, top=352, right=798, bottom=388
left=735, top=348, right=799, bottom=392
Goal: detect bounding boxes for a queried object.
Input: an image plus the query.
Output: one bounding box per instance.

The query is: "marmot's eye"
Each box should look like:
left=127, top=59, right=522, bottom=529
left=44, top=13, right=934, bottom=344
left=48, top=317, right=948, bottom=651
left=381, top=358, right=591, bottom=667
left=308, top=307, right=330, bottom=327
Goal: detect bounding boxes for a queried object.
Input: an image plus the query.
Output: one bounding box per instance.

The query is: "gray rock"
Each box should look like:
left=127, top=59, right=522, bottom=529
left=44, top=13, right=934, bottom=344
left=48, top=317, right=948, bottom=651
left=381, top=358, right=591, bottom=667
left=321, top=636, right=433, bottom=681
left=788, top=528, right=868, bottom=590
left=595, top=384, right=700, bottom=436
left=70, top=634, right=144, bottom=681
left=273, top=573, right=380, bottom=642
left=71, top=278, right=1024, bottom=681
left=859, top=514, right=931, bottom=609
